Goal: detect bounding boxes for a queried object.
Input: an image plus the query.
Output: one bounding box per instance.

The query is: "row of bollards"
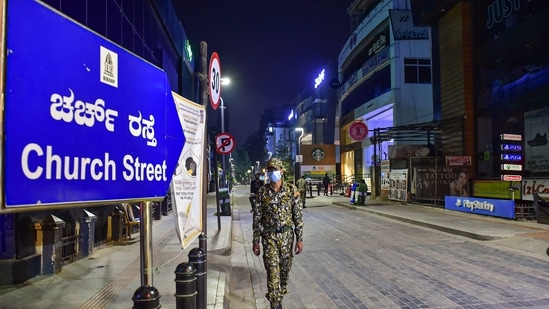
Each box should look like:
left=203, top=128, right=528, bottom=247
left=173, top=247, right=206, bottom=309
left=131, top=246, right=206, bottom=309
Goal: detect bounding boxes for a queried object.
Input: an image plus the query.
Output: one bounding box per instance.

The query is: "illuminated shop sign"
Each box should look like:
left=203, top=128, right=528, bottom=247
left=314, top=69, right=325, bottom=89
left=445, top=196, right=515, bottom=219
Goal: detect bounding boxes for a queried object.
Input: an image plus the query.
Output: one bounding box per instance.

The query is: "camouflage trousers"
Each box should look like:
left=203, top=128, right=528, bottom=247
left=261, top=228, right=295, bottom=306
left=299, top=190, right=306, bottom=207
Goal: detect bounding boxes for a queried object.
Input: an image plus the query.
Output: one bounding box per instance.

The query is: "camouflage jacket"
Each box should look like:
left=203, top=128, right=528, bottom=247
left=253, top=181, right=304, bottom=244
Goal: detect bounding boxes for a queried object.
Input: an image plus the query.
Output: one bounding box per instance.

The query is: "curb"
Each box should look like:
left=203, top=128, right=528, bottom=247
left=333, top=202, right=504, bottom=241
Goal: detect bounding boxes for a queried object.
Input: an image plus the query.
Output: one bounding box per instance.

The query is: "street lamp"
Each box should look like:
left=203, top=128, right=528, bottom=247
left=219, top=78, right=231, bottom=188
left=295, top=128, right=304, bottom=179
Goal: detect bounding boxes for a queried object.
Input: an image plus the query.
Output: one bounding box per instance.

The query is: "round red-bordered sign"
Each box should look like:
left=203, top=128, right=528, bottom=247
left=348, top=121, right=368, bottom=140
left=215, top=132, right=235, bottom=155
left=209, top=52, right=221, bottom=110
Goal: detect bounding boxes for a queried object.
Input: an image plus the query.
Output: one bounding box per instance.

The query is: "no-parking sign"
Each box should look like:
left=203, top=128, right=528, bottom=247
left=215, top=133, right=235, bottom=155
left=209, top=52, right=221, bottom=110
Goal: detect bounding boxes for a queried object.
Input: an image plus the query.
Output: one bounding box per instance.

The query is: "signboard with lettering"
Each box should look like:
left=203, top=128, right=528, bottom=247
left=501, top=154, right=522, bottom=161
left=445, top=196, right=515, bottom=219
left=348, top=121, right=369, bottom=141
left=501, top=175, right=522, bottom=182
left=522, top=178, right=549, bottom=201
left=500, top=134, right=522, bottom=141
left=501, top=144, right=522, bottom=152
left=501, top=164, right=522, bottom=171
left=4, top=0, right=185, bottom=207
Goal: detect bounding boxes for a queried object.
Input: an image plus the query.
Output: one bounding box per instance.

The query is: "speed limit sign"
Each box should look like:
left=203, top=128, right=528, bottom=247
left=209, top=52, right=221, bottom=110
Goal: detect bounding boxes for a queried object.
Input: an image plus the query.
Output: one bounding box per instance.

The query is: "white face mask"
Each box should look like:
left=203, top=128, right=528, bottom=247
left=269, top=170, right=282, bottom=182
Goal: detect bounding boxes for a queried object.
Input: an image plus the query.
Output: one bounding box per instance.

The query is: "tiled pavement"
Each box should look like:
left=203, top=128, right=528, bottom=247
left=0, top=194, right=232, bottom=309
left=227, top=186, right=549, bottom=309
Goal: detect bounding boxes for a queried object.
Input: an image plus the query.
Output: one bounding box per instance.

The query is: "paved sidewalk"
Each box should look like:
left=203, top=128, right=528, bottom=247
left=0, top=193, right=232, bottom=309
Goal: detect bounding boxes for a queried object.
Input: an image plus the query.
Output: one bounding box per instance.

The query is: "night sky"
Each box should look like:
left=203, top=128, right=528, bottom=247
left=174, top=1, right=351, bottom=146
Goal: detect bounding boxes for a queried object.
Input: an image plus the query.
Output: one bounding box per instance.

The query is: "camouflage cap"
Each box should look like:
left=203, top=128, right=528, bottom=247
left=267, top=158, right=284, bottom=170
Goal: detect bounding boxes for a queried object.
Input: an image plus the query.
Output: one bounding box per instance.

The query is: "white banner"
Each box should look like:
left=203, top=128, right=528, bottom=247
left=171, top=93, right=205, bottom=249
left=525, top=107, right=549, bottom=172
left=389, top=169, right=408, bottom=202
left=522, top=178, right=549, bottom=201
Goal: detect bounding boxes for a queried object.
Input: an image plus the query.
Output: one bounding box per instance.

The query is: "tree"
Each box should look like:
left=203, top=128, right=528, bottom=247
left=275, top=142, right=294, bottom=184
left=243, top=131, right=266, bottom=169
left=231, top=146, right=252, bottom=184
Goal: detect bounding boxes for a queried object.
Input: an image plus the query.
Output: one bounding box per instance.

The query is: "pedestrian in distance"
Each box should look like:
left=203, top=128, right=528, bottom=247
left=249, top=173, right=264, bottom=212
left=253, top=158, right=304, bottom=309
left=322, top=173, right=330, bottom=196
left=357, top=179, right=368, bottom=205
left=296, top=176, right=308, bottom=208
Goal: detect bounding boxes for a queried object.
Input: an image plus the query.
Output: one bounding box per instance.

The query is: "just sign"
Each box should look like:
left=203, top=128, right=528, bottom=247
left=314, top=69, right=325, bottom=89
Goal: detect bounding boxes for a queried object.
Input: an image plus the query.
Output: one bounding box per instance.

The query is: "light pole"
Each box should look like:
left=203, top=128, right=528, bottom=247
left=219, top=78, right=231, bottom=188
left=295, top=128, right=304, bottom=179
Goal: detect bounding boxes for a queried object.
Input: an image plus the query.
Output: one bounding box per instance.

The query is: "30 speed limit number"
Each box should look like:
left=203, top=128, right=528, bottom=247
left=209, top=52, right=221, bottom=110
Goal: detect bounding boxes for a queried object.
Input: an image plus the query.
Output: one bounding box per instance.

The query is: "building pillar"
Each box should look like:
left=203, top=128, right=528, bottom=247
left=79, top=210, right=97, bottom=257
left=34, top=214, right=66, bottom=275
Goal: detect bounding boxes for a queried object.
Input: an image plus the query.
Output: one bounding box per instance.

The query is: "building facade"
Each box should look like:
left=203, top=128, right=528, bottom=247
left=291, top=63, right=339, bottom=183
left=412, top=0, right=549, bottom=205
left=338, top=0, right=434, bottom=187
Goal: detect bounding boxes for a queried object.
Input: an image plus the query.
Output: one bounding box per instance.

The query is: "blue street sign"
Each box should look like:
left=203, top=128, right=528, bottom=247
left=445, top=196, right=515, bottom=219
left=4, top=0, right=185, bottom=207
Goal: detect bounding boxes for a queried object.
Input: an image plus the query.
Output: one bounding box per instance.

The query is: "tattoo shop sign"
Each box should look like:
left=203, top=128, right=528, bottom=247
left=3, top=0, right=185, bottom=207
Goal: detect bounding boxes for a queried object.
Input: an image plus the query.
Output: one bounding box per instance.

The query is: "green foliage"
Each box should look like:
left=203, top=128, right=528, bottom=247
left=231, top=146, right=253, bottom=184
left=244, top=131, right=266, bottom=168
left=274, top=142, right=294, bottom=183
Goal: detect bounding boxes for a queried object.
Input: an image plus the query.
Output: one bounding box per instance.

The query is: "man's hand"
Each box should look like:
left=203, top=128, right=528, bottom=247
left=253, top=243, right=260, bottom=256
left=295, top=241, right=303, bottom=254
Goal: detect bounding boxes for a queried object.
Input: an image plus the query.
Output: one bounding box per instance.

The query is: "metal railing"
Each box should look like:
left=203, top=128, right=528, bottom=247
left=61, top=234, right=82, bottom=263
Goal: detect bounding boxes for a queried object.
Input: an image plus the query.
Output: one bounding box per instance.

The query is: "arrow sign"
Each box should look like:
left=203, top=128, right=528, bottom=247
left=4, top=0, right=186, bottom=207
left=215, top=133, right=235, bottom=155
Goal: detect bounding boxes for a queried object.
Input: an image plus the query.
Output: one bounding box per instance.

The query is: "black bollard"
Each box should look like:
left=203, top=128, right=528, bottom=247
left=308, top=183, right=313, bottom=198
left=132, top=286, right=161, bottom=309
left=188, top=248, right=206, bottom=309
left=174, top=262, right=196, bottom=309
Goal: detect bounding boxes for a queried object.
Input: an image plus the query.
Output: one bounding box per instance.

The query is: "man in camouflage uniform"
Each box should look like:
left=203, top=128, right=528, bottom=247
left=296, top=176, right=308, bottom=208
left=253, top=158, right=304, bottom=309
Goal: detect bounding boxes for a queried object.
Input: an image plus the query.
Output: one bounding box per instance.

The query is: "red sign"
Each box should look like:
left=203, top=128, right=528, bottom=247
left=348, top=121, right=368, bottom=140
left=215, top=132, right=235, bottom=155
left=209, top=52, right=221, bottom=110
left=501, top=175, right=522, bottom=181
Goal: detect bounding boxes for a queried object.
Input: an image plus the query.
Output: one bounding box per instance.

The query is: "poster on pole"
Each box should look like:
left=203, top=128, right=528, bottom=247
left=171, top=93, right=205, bottom=249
